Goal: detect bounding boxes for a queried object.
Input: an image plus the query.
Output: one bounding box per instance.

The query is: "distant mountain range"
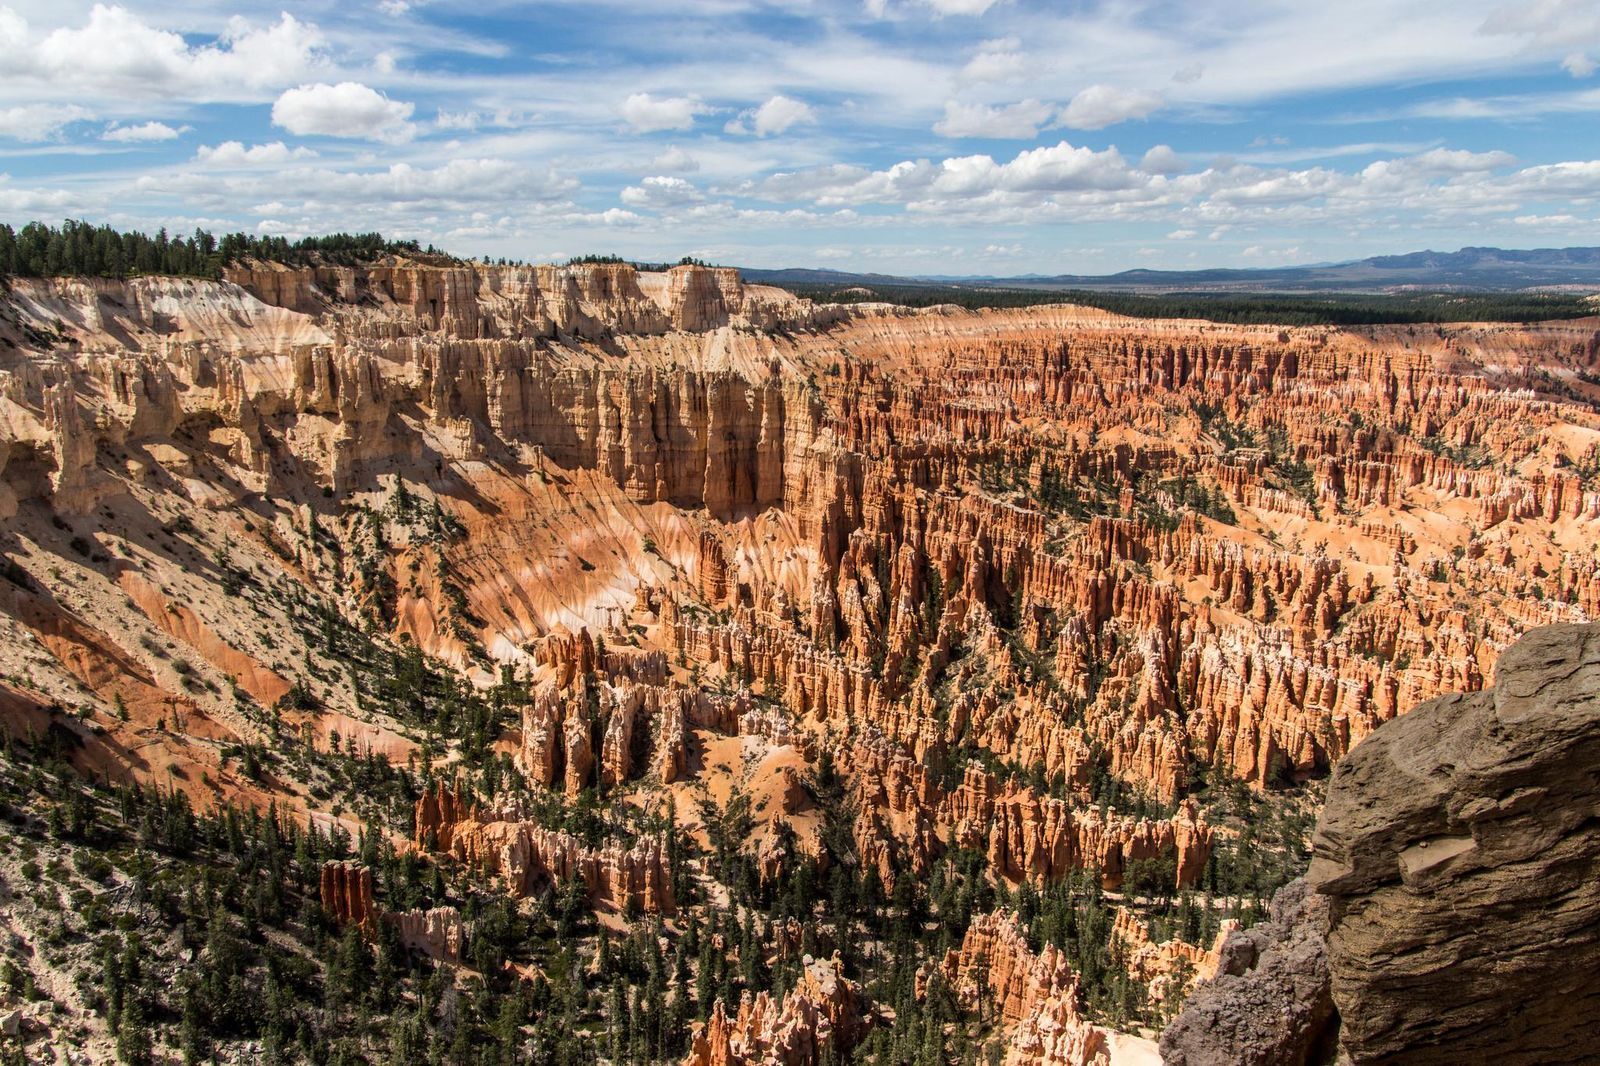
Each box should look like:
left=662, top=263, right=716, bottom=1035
left=742, top=246, right=1600, bottom=294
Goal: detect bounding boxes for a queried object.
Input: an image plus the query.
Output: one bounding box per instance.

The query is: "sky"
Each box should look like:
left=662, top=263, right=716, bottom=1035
left=1, top=0, right=1599, bottom=275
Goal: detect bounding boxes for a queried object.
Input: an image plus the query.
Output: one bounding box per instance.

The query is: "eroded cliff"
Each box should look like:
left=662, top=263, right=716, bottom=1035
left=1, top=257, right=1597, bottom=1058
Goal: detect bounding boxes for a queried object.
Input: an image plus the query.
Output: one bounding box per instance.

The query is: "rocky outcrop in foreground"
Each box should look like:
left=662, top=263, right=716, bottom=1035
left=1157, top=878, right=1335, bottom=1066
left=1309, top=621, right=1600, bottom=1064
left=1164, top=622, right=1600, bottom=1065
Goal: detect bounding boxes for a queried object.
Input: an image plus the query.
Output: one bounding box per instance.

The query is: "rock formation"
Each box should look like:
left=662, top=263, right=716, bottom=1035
left=319, top=860, right=467, bottom=965
left=320, top=861, right=379, bottom=930
left=684, top=954, right=865, bottom=1066
left=1308, top=621, right=1600, bottom=1064
left=928, top=910, right=1110, bottom=1066
left=847, top=733, right=1211, bottom=890
left=1158, top=879, right=1335, bottom=1066
left=4, top=256, right=1599, bottom=1058
left=414, top=782, right=675, bottom=914
left=1110, top=907, right=1227, bottom=1005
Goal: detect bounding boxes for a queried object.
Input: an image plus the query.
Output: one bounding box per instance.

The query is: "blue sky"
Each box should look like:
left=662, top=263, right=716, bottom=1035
left=1, top=0, right=1598, bottom=274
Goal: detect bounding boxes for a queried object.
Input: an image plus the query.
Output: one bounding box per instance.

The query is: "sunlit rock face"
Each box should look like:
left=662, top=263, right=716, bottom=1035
left=1, top=259, right=1596, bottom=1059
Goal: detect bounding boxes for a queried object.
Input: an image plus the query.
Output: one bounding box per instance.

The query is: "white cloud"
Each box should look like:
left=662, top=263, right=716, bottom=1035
left=649, top=146, right=700, bottom=173
left=620, top=175, right=704, bottom=209
left=1403, top=147, right=1517, bottom=172
left=1167, top=228, right=1198, bottom=239
left=0, top=175, right=81, bottom=213
left=272, top=82, right=415, bottom=143
left=886, top=0, right=1003, bottom=14
left=960, top=38, right=1024, bottom=83
left=138, top=157, right=578, bottom=209
left=102, top=120, right=186, bottom=143
left=1564, top=53, right=1596, bottom=77
left=8, top=6, right=325, bottom=99
left=1058, top=85, right=1163, bottom=129
left=1140, top=145, right=1188, bottom=174
left=0, top=103, right=90, bottom=140
left=930, top=0, right=1002, bottom=16
left=727, top=95, right=816, bottom=137
left=1482, top=0, right=1600, bottom=54
left=195, top=141, right=318, bottom=165
left=620, top=93, right=709, bottom=132
left=934, top=99, right=1055, bottom=138
left=436, top=110, right=480, bottom=131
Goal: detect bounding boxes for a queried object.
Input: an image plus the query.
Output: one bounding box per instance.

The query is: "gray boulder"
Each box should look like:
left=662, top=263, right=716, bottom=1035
left=1158, top=877, right=1338, bottom=1066
left=1310, top=622, right=1600, bottom=1064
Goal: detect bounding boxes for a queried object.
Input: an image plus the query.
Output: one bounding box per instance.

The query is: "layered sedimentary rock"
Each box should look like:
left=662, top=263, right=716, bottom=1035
left=4, top=260, right=1599, bottom=1052
left=414, top=782, right=675, bottom=914
left=225, top=259, right=825, bottom=338
left=1110, top=907, right=1227, bottom=1004
left=1308, top=621, right=1600, bottom=1064
left=928, top=910, right=1110, bottom=1066
left=319, top=861, right=466, bottom=964
left=320, top=861, right=379, bottom=930
left=5, top=266, right=1594, bottom=817
left=684, top=954, right=865, bottom=1066
left=846, top=733, right=1212, bottom=890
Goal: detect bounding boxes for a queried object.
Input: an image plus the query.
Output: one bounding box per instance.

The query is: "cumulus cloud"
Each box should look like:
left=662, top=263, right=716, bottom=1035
left=726, top=95, right=816, bottom=137
left=934, top=99, right=1055, bottom=138
left=195, top=141, right=318, bottom=165
left=960, top=38, right=1024, bottom=83
left=620, top=175, right=704, bottom=209
left=730, top=140, right=1592, bottom=238
left=0, top=175, right=81, bottom=213
left=102, top=120, right=187, bottom=143
left=1058, top=85, right=1164, bottom=129
left=620, top=93, right=709, bottom=132
left=649, top=146, right=700, bottom=173
left=4, top=6, right=325, bottom=100
left=1140, top=145, right=1188, bottom=174
left=747, top=140, right=1143, bottom=208
left=1403, top=147, right=1517, bottom=172
left=0, top=103, right=90, bottom=140
left=272, top=82, right=415, bottom=143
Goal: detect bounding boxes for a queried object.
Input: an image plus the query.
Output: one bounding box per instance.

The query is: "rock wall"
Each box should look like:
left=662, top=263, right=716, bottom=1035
left=1309, top=621, right=1600, bottom=1064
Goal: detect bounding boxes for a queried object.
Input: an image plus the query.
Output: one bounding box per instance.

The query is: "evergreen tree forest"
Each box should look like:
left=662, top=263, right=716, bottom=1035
left=0, top=220, right=447, bottom=282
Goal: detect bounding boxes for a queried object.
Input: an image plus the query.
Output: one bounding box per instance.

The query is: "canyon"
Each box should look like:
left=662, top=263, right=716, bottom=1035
left=1, top=254, right=1597, bottom=1062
